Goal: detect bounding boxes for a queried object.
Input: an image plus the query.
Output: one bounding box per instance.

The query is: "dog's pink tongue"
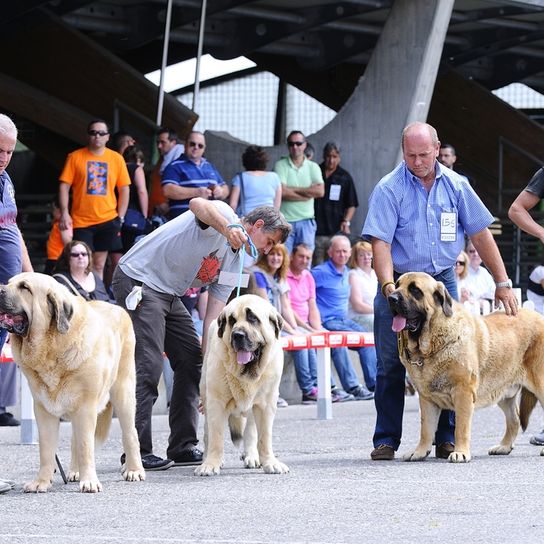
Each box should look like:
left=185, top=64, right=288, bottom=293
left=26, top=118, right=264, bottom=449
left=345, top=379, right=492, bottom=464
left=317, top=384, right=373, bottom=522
left=236, top=351, right=253, bottom=365
left=392, top=315, right=407, bottom=333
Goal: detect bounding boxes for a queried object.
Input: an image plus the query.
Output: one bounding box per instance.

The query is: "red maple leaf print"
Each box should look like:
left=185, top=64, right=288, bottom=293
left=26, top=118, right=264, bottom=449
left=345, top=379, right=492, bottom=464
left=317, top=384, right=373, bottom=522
left=196, top=250, right=221, bottom=284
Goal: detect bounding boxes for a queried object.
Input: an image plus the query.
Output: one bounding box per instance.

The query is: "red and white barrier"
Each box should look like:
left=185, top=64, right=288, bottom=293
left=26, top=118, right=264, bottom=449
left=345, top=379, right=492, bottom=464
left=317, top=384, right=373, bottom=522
left=281, top=331, right=374, bottom=420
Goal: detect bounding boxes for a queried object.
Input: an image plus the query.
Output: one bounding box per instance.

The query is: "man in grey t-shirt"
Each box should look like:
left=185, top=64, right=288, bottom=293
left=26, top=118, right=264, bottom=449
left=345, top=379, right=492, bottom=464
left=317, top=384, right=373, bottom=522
left=112, top=198, right=291, bottom=471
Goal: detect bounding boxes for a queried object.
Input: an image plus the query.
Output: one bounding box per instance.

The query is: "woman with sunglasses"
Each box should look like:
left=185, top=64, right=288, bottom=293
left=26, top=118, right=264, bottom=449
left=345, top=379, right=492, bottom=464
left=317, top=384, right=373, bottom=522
left=53, top=240, right=110, bottom=302
left=454, top=250, right=470, bottom=302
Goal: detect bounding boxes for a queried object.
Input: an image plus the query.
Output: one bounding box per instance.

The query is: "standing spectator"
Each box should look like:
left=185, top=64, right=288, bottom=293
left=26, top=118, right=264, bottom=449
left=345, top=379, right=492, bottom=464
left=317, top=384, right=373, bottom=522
left=44, top=197, right=73, bottom=274
left=287, top=243, right=354, bottom=403
left=111, top=199, right=291, bottom=470
left=110, top=131, right=136, bottom=156
left=162, top=131, right=228, bottom=219
left=463, top=240, right=496, bottom=312
left=274, top=130, right=324, bottom=253
left=363, top=121, right=517, bottom=461
left=0, top=114, right=33, bottom=495
left=526, top=264, right=544, bottom=314
left=438, top=143, right=470, bottom=183
left=313, top=142, right=359, bottom=265
left=347, top=240, right=377, bottom=331
left=149, top=127, right=184, bottom=218
left=304, top=141, right=315, bottom=161
left=53, top=240, right=110, bottom=301
left=58, top=119, right=130, bottom=280
left=312, top=235, right=376, bottom=399
left=121, top=145, right=149, bottom=252
left=508, top=171, right=544, bottom=446
left=229, top=145, right=281, bottom=215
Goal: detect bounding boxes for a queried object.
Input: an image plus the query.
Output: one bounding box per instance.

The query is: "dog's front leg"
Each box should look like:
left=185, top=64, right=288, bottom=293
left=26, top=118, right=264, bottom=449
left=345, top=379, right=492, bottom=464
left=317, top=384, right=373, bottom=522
left=195, top=397, right=227, bottom=476
left=450, top=386, right=474, bottom=462
left=71, top=409, right=102, bottom=492
left=24, top=403, right=59, bottom=493
left=252, top=403, right=289, bottom=474
left=242, top=410, right=260, bottom=468
left=404, top=396, right=439, bottom=461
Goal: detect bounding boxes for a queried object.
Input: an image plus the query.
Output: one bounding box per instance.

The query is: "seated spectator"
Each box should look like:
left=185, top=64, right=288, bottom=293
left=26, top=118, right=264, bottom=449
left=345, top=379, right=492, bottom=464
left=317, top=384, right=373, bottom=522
left=287, top=243, right=354, bottom=403
left=311, top=235, right=376, bottom=399
left=463, top=241, right=495, bottom=312
left=44, top=198, right=73, bottom=274
left=229, top=145, right=282, bottom=215
left=526, top=264, right=544, bottom=314
left=53, top=240, right=110, bottom=302
left=252, top=243, right=299, bottom=407
left=455, top=250, right=470, bottom=302
left=347, top=241, right=377, bottom=330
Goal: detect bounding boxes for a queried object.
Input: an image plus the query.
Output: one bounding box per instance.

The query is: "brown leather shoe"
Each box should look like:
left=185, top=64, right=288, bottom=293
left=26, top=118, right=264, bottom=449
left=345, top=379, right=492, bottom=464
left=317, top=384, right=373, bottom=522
left=371, top=444, right=395, bottom=461
left=435, top=442, right=455, bottom=459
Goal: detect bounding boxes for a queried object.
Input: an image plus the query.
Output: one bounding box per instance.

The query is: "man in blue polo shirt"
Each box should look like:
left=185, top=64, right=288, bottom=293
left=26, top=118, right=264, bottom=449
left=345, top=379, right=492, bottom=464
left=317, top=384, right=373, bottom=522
left=363, top=121, right=518, bottom=461
left=162, top=131, right=229, bottom=219
left=311, top=235, right=375, bottom=400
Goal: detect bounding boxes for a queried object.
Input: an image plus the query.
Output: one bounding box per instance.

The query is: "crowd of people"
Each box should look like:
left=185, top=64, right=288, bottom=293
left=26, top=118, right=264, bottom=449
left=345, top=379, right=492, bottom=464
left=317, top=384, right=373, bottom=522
left=2, top=113, right=544, bottom=494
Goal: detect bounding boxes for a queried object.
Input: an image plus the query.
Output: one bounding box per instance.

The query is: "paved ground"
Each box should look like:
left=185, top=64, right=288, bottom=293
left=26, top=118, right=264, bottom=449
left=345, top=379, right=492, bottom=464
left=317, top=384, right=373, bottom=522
left=1, top=395, right=543, bottom=544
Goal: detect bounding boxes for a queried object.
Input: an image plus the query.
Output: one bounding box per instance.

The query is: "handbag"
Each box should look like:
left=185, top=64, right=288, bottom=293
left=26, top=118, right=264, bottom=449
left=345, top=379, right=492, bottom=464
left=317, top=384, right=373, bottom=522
left=124, top=208, right=147, bottom=231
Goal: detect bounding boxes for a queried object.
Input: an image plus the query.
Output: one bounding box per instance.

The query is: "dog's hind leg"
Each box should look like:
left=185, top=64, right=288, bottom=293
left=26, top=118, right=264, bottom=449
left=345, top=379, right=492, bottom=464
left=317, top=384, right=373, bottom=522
left=24, top=403, right=60, bottom=493
left=489, top=390, right=519, bottom=455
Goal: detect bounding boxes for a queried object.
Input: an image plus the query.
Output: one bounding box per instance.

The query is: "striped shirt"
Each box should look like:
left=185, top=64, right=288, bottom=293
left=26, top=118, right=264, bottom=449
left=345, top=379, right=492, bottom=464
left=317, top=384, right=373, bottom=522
left=362, top=161, right=493, bottom=275
left=162, top=154, right=225, bottom=217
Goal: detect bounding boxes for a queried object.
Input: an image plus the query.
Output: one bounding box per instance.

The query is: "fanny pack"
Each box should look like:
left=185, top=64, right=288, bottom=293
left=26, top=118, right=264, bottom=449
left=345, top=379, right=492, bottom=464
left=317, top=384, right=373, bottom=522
left=527, top=278, right=544, bottom=296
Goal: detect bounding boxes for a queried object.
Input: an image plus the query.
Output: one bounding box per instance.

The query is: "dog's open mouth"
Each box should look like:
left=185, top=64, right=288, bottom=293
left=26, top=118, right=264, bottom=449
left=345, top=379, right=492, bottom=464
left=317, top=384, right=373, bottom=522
left=0, top=312, right=28, bottom=335
left=235, top=346, right=262, bottom=366
left=392, top=314, right=421, bottom=333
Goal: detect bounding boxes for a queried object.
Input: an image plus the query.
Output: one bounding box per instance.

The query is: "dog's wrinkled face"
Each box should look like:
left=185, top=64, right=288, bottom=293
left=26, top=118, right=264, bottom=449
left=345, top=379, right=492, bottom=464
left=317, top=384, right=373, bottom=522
left=217, top=294, right=283, bottom=376
left=0, top=272, right=74, bottom=337
left=387, top=272, right=453, bottom=338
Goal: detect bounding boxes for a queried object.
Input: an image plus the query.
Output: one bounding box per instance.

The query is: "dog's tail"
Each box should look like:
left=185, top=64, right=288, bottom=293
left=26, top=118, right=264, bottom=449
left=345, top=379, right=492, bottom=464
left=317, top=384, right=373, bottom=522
left=519, top=388, right=538, bottom=432
left=95, top=402, right=113, bottom=445
left=228, top=414, right=246, bottom=448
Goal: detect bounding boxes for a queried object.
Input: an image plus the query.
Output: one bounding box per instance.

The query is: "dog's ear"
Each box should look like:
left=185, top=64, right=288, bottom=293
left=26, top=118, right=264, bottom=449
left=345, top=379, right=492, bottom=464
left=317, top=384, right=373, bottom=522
left=217, top=310, right=227, bottom=338
left=270, top=311, right=284, bottom=339
left=47, top=292, right=73, bottom=333
left=433, top=282, right=453, bottom=317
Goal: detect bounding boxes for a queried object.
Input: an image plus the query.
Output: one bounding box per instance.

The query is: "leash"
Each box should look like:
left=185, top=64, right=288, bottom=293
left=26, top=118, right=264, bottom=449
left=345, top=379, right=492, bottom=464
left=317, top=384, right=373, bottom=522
left=226, top=223, right=258, bottom=298
left=55, top=454, right=68, bottom=484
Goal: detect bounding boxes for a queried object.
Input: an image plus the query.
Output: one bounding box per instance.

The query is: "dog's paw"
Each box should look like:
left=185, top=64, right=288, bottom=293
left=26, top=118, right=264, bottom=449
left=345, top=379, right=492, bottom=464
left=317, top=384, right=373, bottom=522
left=194, top=462, right=221, bottom=476
left=242, top=453, right=261, bottom=469
left=449, top=451, right=471, bottom=463
left=403, top=449, right=430, bottom=462
left=67, top=470, right=79, bottom=482
left=123, top=468, right=146, bottom=482
left=262, top=459, right=289, bottom=474
left=488, top=444, right=513, bottom=455
left=79, top=478, right=102, bottom=493
left=24, top=479, right=52, bottom=493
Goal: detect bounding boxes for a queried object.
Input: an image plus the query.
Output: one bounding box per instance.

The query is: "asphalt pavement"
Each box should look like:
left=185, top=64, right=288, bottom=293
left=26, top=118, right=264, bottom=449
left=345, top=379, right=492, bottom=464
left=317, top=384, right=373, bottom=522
left=1, top=395, right=543, bottom=544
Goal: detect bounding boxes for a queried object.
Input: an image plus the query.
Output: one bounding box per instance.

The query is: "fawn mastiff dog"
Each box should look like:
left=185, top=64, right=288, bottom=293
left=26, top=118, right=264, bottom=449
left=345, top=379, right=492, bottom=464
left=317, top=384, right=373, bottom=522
left=0, top=272, right=145, bottom=492
left=388, top=272, right=544, bottom=462
left=196, top=294, right=289, bottom=476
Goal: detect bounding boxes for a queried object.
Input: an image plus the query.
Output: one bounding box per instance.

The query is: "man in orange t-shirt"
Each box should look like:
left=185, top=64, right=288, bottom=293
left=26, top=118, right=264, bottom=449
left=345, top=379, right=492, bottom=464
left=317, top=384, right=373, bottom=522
left=59, top=119, right=130, bottom=279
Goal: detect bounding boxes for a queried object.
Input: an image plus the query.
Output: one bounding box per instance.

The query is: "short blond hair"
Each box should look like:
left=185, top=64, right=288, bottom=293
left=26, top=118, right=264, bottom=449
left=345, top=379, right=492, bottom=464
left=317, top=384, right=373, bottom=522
left=348, top=240, right=372, bottom=269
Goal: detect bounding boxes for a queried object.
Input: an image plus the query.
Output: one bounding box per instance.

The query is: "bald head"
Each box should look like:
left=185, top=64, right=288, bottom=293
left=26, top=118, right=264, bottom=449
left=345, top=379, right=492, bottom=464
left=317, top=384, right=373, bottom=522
left=401, top=122, right=440, bottom=183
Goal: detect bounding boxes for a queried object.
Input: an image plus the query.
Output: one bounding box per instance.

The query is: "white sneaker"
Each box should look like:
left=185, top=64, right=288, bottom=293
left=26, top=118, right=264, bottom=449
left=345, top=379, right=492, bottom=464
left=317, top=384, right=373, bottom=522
left=530, top=429, right=544, bottom=446
left=277, top=396, right=289, bottom=408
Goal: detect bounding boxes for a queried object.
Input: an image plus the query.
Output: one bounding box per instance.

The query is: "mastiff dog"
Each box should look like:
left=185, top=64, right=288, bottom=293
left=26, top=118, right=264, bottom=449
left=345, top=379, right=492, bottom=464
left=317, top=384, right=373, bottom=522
left=388, top=271, right=544, bottom=462
left=0, top=272, right=145, bottom=492
left=196, top=294, right=289, bottom=476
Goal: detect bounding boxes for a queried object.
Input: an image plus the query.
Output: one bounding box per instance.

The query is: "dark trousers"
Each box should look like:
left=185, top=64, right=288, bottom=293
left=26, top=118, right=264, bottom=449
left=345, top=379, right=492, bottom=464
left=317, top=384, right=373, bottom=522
left=372, top=267, right=457, bottom=450
left=112, top=269, right=202, bottom=458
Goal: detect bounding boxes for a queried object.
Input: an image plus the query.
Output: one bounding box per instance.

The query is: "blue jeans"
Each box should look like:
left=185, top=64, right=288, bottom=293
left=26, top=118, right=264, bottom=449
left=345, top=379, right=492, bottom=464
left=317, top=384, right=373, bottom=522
left=291, top=349, right=317, bottom=395
left=284, top=218, right=317, bottom=253
left=323, top=317, right=377, bottom=391
left=373, top=267, right=457, bottom=450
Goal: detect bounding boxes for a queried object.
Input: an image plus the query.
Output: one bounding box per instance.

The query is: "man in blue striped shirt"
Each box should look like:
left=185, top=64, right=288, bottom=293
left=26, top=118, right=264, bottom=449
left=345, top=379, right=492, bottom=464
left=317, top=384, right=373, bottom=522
left=162, top=131, right=229, bottom=219
left=362, top=122, right=518, bottom=461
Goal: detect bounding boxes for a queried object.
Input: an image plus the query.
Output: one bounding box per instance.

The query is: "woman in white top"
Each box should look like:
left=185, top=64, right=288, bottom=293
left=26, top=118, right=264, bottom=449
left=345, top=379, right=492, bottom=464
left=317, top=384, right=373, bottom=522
left=527, top=264, right=544, bottom=314
left=463, top=241, right=495, bottom=313
left=455, top=250, right=470, bottom=302
left=347, top=240, right=377, bottom=331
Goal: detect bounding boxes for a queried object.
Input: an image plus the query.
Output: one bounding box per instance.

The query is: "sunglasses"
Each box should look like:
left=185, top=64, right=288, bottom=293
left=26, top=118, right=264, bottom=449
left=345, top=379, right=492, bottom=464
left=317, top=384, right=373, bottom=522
left=70, top=252, right=88, bottom=258
left=189, top=141, right=205, bottom=149
left=287, top=141, right=305, bottom=147
left=88, top=130, right=109, bottom=137
left=455, top=261, right=466, bottom=266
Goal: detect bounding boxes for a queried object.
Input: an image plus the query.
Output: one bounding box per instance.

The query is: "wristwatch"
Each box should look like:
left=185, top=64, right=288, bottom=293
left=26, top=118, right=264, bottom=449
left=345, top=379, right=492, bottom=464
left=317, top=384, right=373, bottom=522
left=342, top=220, right=350, bottom=226
left=495, top=279, right=513, bottom=289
